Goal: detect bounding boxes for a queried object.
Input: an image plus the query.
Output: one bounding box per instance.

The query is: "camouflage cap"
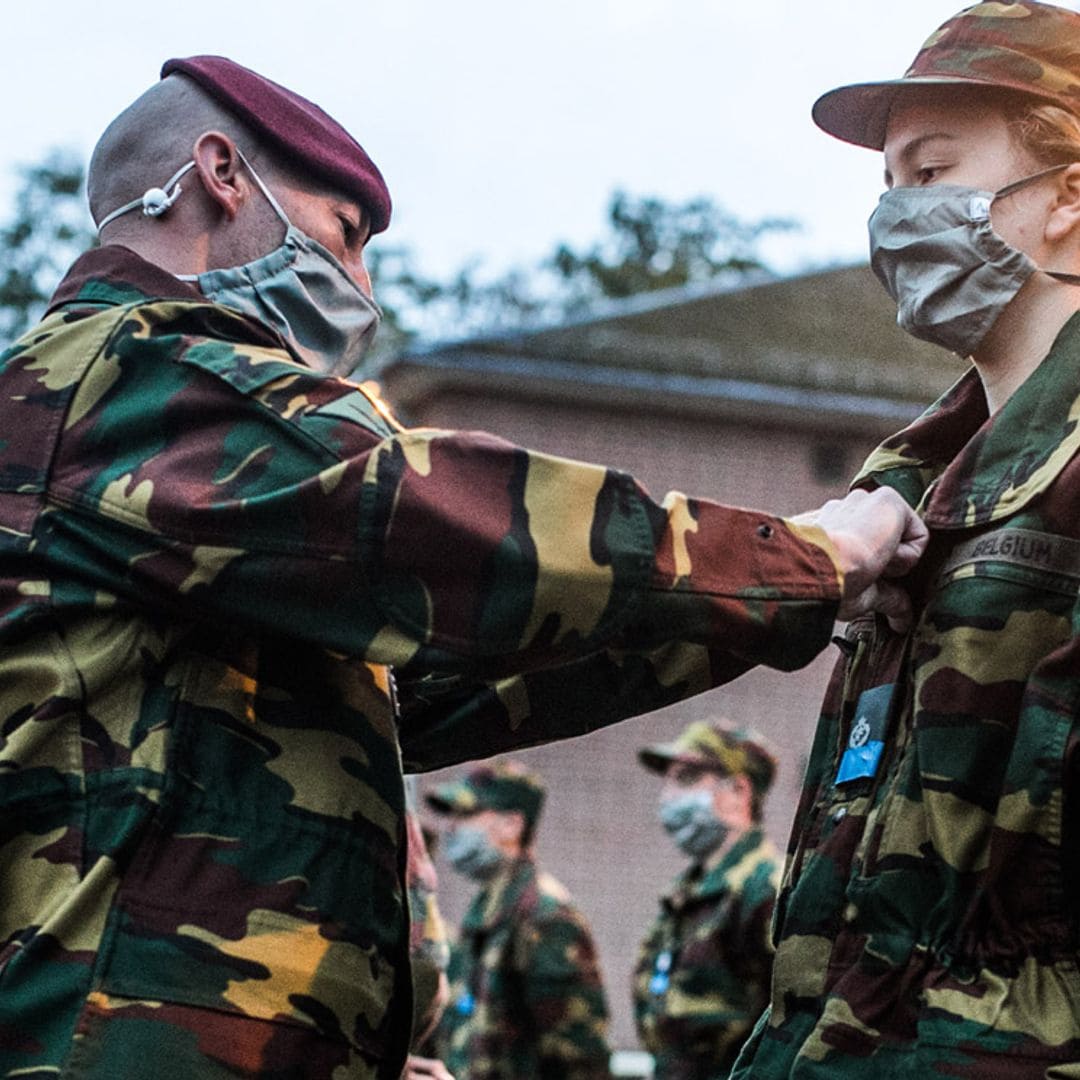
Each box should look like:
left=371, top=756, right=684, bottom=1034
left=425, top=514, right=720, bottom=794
left=813, top=2, right=1080, bottom=150
left=639, top=719, right=777, bottom=794
left=425, top=761, right=546, bottom=827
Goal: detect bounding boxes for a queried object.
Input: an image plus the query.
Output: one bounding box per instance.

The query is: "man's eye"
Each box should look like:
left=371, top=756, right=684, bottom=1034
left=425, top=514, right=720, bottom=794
left=338, top=215, right=359, bottom=243
left=916, top=165, right=943, bottom=185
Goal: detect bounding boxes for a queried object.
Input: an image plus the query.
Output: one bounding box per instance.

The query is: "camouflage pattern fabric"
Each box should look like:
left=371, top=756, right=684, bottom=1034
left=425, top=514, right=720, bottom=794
left=438, top=856, right=610, bottom=1079
left=633, top=828, right=780, bottom=1080
left=902, top=1, right=1080, bottom=114
left=813, top=1, right=1080, bottom=150
left=732, top=311, right=1080, bottom=1078
left=427, top=760, right=546, bottom=827
left=0, top=245, right=844, bottom=1080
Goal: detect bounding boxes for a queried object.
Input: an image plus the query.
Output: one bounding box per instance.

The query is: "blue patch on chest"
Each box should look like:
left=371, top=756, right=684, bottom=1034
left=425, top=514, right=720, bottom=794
left=835, top=683, right=894, bottom=784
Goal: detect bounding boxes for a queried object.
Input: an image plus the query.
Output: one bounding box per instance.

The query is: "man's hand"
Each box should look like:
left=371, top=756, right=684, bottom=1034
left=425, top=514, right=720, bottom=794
left=404, top=1055, right=455, bottom=1080
left=793, top=487, right=929, bottom=632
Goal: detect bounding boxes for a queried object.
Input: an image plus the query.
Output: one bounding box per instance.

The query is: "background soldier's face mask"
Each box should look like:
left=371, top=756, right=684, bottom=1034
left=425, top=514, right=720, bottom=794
left=868, top=164, right=1080, bottom=357
left=658, top=790, right=728, bottom=860
left=444, top=824, right=504, bottom=881
left=99, top=152, right=382, bottom=378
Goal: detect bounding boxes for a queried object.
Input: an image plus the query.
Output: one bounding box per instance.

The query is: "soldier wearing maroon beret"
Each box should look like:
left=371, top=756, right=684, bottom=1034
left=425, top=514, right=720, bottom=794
left=0, top=55, right=927, bottom=1079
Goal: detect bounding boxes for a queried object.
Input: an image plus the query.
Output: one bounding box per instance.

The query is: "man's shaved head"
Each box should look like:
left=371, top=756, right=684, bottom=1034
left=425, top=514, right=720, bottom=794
left=85, top=63, right=377, bottom=291
left=88, top=73, right=279, bottom=227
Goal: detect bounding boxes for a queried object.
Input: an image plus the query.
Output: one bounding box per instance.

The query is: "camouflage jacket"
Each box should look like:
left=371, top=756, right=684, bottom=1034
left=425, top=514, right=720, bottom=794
left=0, top=246, right=842, bottom=1080
left=633, top=828, right=780, bottom=1079
left=438, top=856, right=610, bottom=1079
left=733, top=313, right=1080, bottom=1079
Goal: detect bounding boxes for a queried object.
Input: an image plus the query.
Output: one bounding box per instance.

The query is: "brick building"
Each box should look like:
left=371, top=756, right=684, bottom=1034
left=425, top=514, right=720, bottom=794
left=379, top=264, right=965, bottom=1057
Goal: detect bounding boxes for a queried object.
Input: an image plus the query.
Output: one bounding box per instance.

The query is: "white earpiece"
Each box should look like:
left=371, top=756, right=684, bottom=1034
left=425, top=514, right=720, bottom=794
left=141, top=187, right=175, bottom=216
left=96, top=161, right=197, bottom=232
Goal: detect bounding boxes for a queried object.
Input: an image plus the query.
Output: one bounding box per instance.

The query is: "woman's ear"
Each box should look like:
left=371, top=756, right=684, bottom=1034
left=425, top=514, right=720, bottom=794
left=1044, top=162, right=1080, bottom=246
left=191, top=131, right=248, bottom=221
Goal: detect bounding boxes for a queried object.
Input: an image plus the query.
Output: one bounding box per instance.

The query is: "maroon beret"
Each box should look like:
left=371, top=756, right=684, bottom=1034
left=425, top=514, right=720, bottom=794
left=160, top=55, right=391, bottom=233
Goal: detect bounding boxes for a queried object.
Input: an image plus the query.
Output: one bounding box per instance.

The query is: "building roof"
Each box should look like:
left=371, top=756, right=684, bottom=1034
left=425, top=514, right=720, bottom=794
left=379, top=264, right=969, bottom=436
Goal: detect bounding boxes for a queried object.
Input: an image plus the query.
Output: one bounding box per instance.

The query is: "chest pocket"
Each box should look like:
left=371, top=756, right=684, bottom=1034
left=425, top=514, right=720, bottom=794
left=922, top=525, right=1078, bottom=728
left=908, top=525, right=1079, bottom=884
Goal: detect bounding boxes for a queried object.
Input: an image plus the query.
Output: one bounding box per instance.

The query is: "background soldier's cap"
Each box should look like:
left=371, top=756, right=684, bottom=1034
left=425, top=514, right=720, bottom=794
left=639, top=719, right=777, bottom=794
left=160, top=55, right=392, bottom=234
left=813, top=1, right=1080, bottom=150
left=425, top=761, right=546, bottom=826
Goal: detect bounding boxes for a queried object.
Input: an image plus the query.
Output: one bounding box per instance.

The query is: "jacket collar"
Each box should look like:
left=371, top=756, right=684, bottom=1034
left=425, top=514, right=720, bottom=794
left=853, top=311, right=1080, bottom=529
left=47, top=244, right=205, bottom=313
left=666, top=827, right=765, bottom=906
left=46, top=244, right=286, bottom=353
left=461, top=856, right=537, bottom=934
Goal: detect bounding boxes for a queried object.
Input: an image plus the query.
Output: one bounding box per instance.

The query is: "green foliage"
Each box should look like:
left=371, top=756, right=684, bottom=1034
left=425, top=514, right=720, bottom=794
left=0, top=149, right=795, bottom=359
left=0, top=150, right=96, bottom=340
left=548, top=190, right=796, bottom=313
left=369, top=190, right=797, bottom=351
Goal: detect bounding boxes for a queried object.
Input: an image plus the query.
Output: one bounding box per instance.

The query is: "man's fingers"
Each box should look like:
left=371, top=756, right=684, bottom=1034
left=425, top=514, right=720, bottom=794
left=404, top=1056, right=455, bottom=1080
left=838, top=580, right=915, bottom=633
left=795, top=487, right=927, bottom=598
left=883, top=514, right=930, bottom=577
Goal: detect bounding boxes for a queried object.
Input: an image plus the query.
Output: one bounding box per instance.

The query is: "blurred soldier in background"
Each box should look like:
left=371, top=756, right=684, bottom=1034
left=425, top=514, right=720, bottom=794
left=634, top=720, right=779, bottom=1079
left=427, top=762, right=610, bottom=1080
left=404, top=777, right=455, bottom=1080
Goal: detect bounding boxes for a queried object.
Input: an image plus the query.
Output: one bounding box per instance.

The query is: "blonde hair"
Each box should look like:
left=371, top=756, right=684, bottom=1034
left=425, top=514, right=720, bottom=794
left=1008, top=101, right=1080, bottom=167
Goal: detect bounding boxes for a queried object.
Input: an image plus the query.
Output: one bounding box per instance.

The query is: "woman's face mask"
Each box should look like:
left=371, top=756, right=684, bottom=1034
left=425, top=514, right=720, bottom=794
left=97, top=152, right=382, bottom=378
left=867, top=163, right=1080, bottom=357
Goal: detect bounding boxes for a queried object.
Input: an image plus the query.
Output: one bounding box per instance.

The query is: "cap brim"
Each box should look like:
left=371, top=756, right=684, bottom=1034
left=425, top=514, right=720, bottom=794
left=424, top=785, right=471, bottom=815
left=812, top=75, right=1042, bottom=150
left=638, top=746, right=725, bottom=776
left=638, top=745, right=676, bottom=775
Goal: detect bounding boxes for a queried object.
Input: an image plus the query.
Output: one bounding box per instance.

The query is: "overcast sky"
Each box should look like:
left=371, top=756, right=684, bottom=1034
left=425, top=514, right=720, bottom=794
left=7, top=1, right=1079, bottom=283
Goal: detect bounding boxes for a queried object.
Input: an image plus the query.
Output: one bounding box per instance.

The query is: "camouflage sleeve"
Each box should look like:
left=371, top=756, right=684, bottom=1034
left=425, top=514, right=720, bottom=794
left=518, top=907, right=611, bottom=1080
left=632, top=904, right=668, bottom=1040
left=734, top=863, right=778, bottom=996
left=44, top=306, right=840, bottom=680
left=398, top=639, right=752, bottom=772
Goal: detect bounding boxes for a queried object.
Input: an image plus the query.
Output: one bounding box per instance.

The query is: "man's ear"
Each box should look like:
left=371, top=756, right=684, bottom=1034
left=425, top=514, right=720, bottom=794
left=494, top=810, right=527, bottom=850
left=1044, top=162, right=1080, bottom=246
left=713, top=772, right=752, bottom=814
left=192, top=131, right=248, bottom=220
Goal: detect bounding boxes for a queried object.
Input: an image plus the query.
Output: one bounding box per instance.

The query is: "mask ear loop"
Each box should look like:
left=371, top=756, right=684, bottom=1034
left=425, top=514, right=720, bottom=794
left=992, top=162, right=1080, bottom=286
left=96, top=161, right=196, bottom=232
left=993, top=162, right=1073, bottom=201
left=234, top=148, right=293, bottom=229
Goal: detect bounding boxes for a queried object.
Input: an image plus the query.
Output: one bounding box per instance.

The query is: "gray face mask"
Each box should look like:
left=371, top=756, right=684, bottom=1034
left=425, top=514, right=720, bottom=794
left=444, top=825, right=504, bottom=881
left=98, top=152, right=382, bottom=378
left=658, top=790, right=728, bottom=860
left=868, top=164, right=1080, bottom=357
